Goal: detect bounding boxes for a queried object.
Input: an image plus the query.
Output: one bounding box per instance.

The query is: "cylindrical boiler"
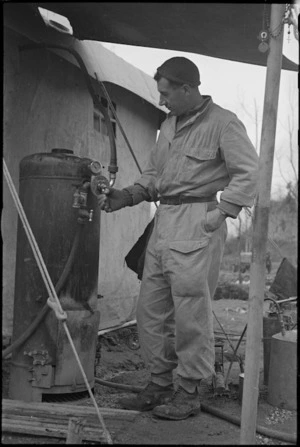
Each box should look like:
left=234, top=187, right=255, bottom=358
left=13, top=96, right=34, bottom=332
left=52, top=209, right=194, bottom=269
left=9, top=149, right=101, bottom=402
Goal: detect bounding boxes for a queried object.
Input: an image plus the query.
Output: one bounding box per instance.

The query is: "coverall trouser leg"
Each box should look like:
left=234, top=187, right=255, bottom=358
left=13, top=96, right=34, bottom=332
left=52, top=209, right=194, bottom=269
left=136, top=203, right=227, bottom=391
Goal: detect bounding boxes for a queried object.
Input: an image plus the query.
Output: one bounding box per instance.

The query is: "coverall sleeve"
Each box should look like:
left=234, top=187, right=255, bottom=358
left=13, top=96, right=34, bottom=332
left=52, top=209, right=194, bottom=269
left=217, top=119, right=259, bottom=218
left=124, top=144, right=158, bottom=205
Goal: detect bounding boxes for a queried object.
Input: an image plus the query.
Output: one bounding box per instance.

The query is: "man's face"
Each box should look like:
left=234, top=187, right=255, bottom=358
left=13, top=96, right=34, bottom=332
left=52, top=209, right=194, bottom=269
left=157, top=77, right=190, bottom=116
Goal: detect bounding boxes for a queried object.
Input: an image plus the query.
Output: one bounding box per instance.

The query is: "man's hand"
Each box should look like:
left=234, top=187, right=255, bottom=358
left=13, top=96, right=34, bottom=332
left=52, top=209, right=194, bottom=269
left=205, top=208, right=227, bottom=232
left=97, top=188, right=132, bottom=213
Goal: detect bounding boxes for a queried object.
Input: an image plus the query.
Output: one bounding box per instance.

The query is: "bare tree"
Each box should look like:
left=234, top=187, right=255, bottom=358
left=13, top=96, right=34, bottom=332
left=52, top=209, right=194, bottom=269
left=237, top=89, right=261, bottom=151
left=276, top=86, right=298, bottom=202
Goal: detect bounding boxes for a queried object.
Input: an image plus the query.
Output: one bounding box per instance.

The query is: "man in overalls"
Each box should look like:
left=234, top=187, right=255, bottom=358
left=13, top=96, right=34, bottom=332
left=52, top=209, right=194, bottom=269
left=98, top=57, right=259, bottom=420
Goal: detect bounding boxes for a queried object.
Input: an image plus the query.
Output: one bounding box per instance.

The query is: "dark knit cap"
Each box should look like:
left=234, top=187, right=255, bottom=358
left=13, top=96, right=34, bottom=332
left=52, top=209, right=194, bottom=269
left=156, top=57, right=200, bottom=87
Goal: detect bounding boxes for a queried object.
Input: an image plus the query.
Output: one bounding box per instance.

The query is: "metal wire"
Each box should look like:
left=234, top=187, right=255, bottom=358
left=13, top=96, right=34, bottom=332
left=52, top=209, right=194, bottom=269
left=3, top=158, right=113, bottom=444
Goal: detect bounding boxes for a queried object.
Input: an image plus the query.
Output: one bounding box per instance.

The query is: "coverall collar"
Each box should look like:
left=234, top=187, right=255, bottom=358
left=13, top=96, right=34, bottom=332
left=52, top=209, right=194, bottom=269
left=164, top=96, right=213, bottom=142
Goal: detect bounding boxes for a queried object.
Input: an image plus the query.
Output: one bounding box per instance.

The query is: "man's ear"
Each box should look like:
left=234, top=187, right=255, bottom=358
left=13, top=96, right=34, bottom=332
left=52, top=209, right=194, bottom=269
left=182, top=84, right=192, bottom=95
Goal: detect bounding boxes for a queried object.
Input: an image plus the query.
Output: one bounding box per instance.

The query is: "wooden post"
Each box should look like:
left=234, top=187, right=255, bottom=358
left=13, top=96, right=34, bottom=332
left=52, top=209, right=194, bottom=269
left=240, top=3, right=285, bottom=444
left=66, top=417, right=85, bottom=444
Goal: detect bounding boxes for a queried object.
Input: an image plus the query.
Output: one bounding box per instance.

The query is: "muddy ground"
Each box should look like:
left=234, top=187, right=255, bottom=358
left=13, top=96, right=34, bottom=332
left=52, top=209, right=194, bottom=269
left=2, top=273, right=297, bottom=445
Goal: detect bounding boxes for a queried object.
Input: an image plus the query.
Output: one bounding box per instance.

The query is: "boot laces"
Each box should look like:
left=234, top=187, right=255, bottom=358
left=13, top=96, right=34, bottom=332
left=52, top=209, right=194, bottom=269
left=171, top=386, right=190, bottom=403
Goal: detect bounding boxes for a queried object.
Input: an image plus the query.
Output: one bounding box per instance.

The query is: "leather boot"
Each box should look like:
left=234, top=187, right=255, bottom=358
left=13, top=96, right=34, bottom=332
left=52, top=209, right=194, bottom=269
left=152, top=385, right=200, bottom=420
left=119, top=381, right=174, bottom=411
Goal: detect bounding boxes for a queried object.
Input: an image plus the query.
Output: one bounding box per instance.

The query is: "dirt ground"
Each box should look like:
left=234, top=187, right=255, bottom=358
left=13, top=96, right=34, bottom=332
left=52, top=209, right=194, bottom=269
left=2, top=274, right=297, bottom=445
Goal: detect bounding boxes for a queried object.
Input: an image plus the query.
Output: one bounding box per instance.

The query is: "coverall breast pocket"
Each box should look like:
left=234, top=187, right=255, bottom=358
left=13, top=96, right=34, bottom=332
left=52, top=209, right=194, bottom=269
left=183, top=147, right=218, bottom=172
left=168, top=239, right=210, bottom=298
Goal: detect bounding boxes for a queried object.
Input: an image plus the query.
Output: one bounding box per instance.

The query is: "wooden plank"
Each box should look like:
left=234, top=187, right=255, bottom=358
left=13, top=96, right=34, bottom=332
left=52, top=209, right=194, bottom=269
left=2, top=420, right=66, bottom=438
left=2, top=398, right=138, bottom=421
left=66, top=418, right=85, bottom=444
left=2, top=417, right=108, bottom=442
left=2, top=417, right=108, bottom=437
left=3, top=417, right=70, bottom=431
left=2, top=412, right=121, bottom=434
left=3, top=407, right=130, bottom=427
left=3, top=413, right=103, bottom=429
left=2, top=423, right=106, bottom=443
left=2, top=398, right=138, bottom=442
left=3, top=414, right=100, bottom=429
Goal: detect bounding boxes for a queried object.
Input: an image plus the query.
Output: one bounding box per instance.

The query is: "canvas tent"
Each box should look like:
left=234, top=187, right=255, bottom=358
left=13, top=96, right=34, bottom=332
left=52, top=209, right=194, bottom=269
left=21, top=3, right=297, bottom=71
left=3, top=6, right=167, bottom=337
left=3, top=3, right=298, bottom=443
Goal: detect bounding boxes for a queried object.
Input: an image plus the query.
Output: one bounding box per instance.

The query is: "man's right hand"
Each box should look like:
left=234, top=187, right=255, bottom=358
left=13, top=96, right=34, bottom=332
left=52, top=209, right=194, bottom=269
left=97, top=188, right=132, bottom=213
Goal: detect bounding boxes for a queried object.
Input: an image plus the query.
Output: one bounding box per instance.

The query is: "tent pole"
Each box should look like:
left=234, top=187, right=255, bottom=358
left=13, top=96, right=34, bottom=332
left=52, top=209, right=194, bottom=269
left=240, top=3, right=285, bottom=444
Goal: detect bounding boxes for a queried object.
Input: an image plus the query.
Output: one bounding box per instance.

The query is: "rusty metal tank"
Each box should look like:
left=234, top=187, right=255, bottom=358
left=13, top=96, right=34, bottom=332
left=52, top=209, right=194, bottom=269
left=267, top=330, right=297, bottom=411
left=263, top=315, right=281, bottom=385
left=9, top=149, right=101, bottom=402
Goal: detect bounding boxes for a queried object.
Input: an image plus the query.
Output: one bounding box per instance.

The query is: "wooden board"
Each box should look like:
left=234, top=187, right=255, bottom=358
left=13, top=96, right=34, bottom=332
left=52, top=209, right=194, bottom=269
left=2, top=399, right=139, bottom=442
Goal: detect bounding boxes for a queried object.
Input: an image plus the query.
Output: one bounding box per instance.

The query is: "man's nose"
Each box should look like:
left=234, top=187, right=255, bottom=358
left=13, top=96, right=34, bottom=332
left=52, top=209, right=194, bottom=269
left=159, top=96, right=166, bottom=106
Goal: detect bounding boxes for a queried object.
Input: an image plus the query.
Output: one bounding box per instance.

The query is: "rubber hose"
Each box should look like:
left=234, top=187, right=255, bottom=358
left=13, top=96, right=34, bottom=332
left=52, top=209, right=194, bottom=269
left=200, top=403, right=296, bottom=444
left=94, top=379, right=296, bottom=444
left=2, top=225, right=83, bottom=359
left=95, top=378, right=143, bottom=393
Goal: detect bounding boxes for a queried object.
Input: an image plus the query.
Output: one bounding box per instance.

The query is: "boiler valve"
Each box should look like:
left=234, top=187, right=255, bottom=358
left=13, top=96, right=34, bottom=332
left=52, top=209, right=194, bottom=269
left=72, top=183, right=89, bottom=209
left=72, top=188, right=81, bottom=208
left=90, top=174, right=110, bottom=196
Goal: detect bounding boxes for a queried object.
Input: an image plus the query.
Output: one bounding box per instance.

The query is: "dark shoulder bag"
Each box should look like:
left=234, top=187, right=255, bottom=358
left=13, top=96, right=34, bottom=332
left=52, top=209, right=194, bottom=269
left=125, top=217, right=155, bottom=280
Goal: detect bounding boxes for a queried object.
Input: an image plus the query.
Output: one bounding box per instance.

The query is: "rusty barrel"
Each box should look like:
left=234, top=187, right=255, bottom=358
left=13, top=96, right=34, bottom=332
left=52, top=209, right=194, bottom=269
left=263, top=315, right=282, bottom=386
left=267, top=330, right=297, bottom=410
left=9, top=149, right=101, bottom=402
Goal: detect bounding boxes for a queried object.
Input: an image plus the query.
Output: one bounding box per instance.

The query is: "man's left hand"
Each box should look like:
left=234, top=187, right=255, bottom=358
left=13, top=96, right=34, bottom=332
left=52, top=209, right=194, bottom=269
left=205, top=208, right=227, bottom=232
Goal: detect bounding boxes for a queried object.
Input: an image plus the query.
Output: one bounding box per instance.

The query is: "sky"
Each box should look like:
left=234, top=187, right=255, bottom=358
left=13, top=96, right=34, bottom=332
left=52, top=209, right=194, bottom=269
left=101, top=23, right=298, bottom=201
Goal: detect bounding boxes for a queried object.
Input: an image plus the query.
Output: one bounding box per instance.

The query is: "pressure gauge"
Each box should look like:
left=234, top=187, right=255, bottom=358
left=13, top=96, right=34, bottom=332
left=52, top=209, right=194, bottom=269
left=89, top=161, right=102, bottom=175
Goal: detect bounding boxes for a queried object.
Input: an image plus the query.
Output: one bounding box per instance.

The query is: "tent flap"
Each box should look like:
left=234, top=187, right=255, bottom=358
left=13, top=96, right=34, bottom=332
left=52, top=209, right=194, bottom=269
left=32, top=2, right=297, bottom=71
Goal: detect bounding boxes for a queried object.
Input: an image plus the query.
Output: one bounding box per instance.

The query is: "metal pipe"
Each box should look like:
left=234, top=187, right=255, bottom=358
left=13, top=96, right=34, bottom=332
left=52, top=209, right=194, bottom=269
left=94, top=72, right=159, bottom=209
left=263, top=296, right=297, bottom=336
left=94, top=379, right=296, bottom=444
left=213, top=311, right=243, bottom=370
left=94, top=73, right=143, bottom=175
left=240, top=4, right=286, bottom=444
left=19, top=43, right=118, bottom=186
left=224, top=324, right=247, bottom=388
left=98, top=319, right=137, bottom=336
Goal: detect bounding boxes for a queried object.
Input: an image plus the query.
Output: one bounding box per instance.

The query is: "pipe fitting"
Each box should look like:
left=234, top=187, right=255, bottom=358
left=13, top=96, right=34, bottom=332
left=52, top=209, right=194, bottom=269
left=72, top=182, right=90, bottom=208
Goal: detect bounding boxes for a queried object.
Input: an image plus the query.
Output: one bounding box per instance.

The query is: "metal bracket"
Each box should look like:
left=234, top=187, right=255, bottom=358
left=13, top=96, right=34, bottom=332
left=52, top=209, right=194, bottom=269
left=24, top=350, right=53, bottom=388
left=24, top=349, right=50, bottom=366
left=90, top=174, right=110, bottom=196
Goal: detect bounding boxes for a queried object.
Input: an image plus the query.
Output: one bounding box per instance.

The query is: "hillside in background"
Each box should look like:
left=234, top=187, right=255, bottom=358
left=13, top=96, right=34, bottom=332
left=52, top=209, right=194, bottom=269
left=222, top=192, right=298, bottom=271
